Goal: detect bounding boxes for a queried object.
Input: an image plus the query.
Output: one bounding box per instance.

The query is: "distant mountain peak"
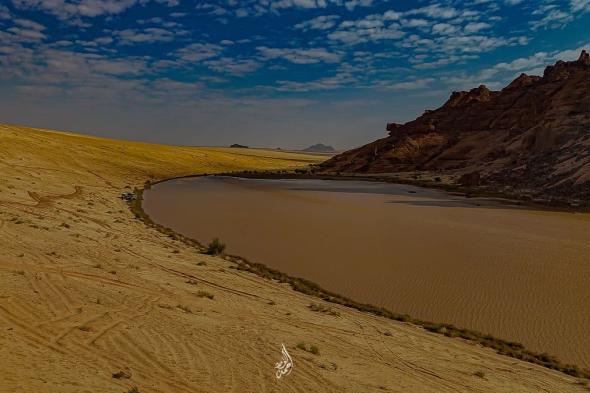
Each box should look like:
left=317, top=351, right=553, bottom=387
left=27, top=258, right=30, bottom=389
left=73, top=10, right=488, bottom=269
left=303, top=143, right=336, bottom=153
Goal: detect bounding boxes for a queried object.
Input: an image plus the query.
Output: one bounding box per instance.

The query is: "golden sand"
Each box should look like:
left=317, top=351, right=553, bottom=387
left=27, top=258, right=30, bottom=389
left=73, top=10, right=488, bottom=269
left=0, top=124, right=586, bottom=392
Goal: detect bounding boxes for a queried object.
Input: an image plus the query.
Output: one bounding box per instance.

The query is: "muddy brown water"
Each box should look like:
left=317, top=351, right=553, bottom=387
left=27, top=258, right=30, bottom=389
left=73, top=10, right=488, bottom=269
left=143, top=176, right=590, bottom=368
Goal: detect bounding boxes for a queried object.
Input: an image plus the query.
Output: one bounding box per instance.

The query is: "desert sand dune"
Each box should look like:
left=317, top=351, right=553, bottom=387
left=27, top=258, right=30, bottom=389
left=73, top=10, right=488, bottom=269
left=0, top=124, right=586, bottom=392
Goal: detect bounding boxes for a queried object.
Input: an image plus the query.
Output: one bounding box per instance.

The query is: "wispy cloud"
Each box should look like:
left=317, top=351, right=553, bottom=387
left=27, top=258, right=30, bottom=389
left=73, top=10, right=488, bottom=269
left=1, top=0, right=590, bottom=147
left=257, top=46, right=342, bottom=64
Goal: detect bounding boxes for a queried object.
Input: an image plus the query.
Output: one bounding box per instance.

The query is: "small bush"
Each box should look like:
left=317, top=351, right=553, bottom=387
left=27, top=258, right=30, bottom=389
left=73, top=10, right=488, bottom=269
left=177, top=304, right=192, bottom=313
left=126, top=387, right=140, bottom=393
left=296, top=341, right=320, bottom=355
left=474, top=370, right=485, bottom=378
left=197, top=261, right=207, bottom=266
left=309, top=303, right=340, bottom=317
left=112, top=370, right=131, bottom=379
left=206, top=238, right=226, bottom=255
left=197, top=290, right=214, bottom=300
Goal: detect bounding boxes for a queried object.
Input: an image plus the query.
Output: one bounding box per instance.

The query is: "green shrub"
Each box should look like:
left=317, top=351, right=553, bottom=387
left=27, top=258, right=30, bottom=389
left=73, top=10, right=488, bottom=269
left=206, top=238, right=226, bottom=255
left=296, top=341, right=320, bottom=355
left=309, top=345, right=320, bottom=355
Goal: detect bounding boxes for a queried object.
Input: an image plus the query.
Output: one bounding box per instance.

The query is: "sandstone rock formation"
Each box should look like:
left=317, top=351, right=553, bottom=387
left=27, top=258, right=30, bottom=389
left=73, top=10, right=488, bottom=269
left=322, top=51, right=590, bottom=200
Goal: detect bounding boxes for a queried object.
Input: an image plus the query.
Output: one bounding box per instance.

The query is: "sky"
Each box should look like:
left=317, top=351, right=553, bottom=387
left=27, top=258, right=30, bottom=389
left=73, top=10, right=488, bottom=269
left=1, top=0, right=590, bottom=149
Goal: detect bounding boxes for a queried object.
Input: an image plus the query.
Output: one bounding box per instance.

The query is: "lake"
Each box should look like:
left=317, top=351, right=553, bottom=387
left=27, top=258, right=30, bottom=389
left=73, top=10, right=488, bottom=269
left=143, top=176, right=590, bottom=368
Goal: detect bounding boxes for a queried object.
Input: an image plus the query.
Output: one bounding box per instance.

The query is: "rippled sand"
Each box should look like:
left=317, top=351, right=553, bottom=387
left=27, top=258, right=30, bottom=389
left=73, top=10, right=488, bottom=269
left=144, top=176, right=590, bottom=368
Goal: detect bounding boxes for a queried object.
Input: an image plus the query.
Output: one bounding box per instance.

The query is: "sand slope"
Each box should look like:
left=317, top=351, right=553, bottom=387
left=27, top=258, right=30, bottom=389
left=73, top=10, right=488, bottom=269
left=0, top=124, right=586, bottom=392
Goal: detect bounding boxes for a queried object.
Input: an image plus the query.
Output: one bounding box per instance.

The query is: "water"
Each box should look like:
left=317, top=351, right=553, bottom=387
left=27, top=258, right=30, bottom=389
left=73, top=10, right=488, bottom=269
left=143, top=176, right=590, bottom=368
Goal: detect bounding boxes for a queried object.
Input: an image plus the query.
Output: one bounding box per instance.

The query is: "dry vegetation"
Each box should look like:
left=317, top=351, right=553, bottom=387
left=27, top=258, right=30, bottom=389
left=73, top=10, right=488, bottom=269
left=0, top=123, right=587, bottom=392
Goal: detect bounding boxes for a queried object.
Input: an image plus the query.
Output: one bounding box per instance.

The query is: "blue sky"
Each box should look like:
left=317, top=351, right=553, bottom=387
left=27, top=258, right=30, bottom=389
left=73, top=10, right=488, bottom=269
left=1, top=0, right=589, bottom=149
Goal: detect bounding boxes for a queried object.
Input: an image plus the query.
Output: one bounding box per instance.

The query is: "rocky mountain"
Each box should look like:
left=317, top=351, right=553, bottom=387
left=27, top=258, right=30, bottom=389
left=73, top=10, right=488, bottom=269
left=321, top=51, right=590, bottom=201
left=303, top=143, right=336, bottom=153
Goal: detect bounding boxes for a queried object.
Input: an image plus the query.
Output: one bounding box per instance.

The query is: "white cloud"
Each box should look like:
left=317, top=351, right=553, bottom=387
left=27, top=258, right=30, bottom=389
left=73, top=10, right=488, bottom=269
left=5, top=26, right=47, bottom=42
left=113, top=28, right=181, bottom=44
left=432, top=23, right=458, bottom=35
left=343, top=0, right=373, bottom=11
left=270, top=0, right=330, bottom=11
left=294, top=15, right=340, bottom=31
left=571, top=0, right=590, bottom=13
left=196, top=2, right=228, bottom=16
left=10, top=0, right=185, bottom=21
left=529, top=0, right=590, bottom=29
left=442, top=42, right=590, bottom=91
left=464, top=22, right=491, bottom=33
left=14, top=18, right=45, bottom=30
left=406, top=4, right=461, bottom=20
left=11, top=0, right=138, bottom=20
left=375, top=77, right=434, bottom=91
left=174, top=43, right=224, bottom=62
left=328, top=13, right=405, bottom=44
left=273, top=71, right=357, bottom=92
left=0, top=5, right=10, bottom=19
left=231, top=0, right=373, bottom=16
left=257, top=46, right=342, bottom=64
left=204, top=57, right=261, bottom=75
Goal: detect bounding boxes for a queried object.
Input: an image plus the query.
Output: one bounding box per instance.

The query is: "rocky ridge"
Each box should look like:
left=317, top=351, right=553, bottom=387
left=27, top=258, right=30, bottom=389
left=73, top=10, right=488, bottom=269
left=322, top=51, right=590, bottom=201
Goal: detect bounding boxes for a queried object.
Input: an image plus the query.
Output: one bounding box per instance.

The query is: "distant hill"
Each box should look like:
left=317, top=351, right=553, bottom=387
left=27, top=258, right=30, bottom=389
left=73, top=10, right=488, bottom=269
left=230, top=143, right=248, bottom=148
left=303, top=143, right=336, bottom=153
left=322, top=50, right=590, bottom=201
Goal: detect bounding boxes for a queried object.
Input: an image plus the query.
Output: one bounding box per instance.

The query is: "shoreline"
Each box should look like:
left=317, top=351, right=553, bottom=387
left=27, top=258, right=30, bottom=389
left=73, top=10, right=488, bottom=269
left=131, top=172, right=590, bottom=380
left=216, top=170, right=590, bottom=213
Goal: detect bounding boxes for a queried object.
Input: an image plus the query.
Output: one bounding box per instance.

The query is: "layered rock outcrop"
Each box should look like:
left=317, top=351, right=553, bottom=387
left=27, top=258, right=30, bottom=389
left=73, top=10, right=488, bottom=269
left=322, top=51, right=590, bottom=200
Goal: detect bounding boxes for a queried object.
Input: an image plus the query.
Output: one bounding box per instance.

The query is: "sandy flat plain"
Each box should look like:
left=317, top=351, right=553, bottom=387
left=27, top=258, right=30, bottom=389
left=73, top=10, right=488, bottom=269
left=0, top=123, right=588, bottom=392
left=144, top=177, right=590, bottom=369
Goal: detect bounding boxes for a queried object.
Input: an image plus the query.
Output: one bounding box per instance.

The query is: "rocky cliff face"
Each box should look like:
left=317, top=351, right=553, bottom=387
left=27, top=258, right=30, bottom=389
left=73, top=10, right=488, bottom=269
left=322, top=51, right=590, bottom=200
